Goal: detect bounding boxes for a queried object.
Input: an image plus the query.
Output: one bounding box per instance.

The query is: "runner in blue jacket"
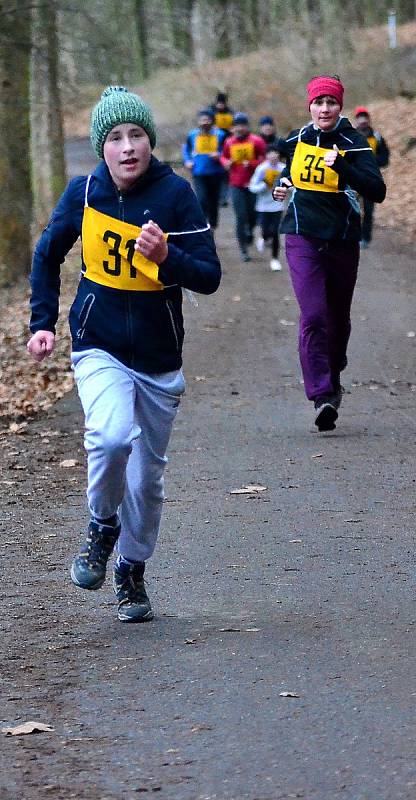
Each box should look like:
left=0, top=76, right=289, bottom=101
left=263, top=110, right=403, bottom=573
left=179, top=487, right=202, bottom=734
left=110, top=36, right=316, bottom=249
left=183, top=108, right=227, bottom=230
left=28, top=86, right=221, bottom=622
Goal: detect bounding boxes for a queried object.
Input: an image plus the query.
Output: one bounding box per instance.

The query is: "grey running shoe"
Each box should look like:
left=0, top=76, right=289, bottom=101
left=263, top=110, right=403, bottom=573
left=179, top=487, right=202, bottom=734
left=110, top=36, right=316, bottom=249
left=70, top=520, right=120, bottom=590
left=314, top=398, right=338, bottom=432
left=113, top=561, right=154, bottom=623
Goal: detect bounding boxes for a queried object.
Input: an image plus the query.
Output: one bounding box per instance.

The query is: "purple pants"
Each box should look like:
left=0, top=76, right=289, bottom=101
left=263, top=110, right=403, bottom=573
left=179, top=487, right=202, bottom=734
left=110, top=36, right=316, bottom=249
left=285, top=234, right=359, bottom=401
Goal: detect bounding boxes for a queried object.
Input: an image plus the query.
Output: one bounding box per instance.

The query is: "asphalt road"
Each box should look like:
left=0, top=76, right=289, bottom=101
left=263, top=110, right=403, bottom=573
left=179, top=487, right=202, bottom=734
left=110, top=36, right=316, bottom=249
left=1, top=153, right=416, bottom=799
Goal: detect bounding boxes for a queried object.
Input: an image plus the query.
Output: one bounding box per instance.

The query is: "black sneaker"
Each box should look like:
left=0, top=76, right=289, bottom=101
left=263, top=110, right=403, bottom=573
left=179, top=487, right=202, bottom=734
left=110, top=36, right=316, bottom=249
left=70, top=520, right=120, bottom=590
left=314, top=397, right=338, bottom=432
left=113, top=561, right=154, bottom=623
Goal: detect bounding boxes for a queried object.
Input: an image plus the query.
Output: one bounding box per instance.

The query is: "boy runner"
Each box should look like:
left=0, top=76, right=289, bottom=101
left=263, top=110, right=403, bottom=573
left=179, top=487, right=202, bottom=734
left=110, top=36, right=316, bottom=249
left=27, top=86, right=221, bottom=622
left=183, top=108, right=227, bottom=230
left=220, top=113, right=266, bottom=262
left=249, top=144, right=285, bottom=271
left=354, top=106, right=390, bottom=248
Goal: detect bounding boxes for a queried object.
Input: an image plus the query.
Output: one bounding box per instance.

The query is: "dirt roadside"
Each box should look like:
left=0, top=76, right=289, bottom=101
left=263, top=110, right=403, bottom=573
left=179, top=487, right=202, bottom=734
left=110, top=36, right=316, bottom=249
left=1, top=206, right=416, bottom=799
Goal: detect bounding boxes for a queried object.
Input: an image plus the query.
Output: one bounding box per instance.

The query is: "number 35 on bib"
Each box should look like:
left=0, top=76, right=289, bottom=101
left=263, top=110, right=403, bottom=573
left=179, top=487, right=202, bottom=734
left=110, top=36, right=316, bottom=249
left=291, top=141, right=345, bottom=193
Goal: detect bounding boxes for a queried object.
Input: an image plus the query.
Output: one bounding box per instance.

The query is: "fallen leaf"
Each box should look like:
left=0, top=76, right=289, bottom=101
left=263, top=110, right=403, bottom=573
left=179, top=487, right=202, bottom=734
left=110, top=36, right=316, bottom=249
left=311, top=453, right=323, bottom=459
left=2, top=721, right=54, bottom=736
left=8, top=422, right=28, bottom=434
left=279, top=692, right=299, bottom=698
left=230, top=484, right=267, bottom=495
left=289, top=539, right=302, bottom=543
left=194, top=375, right=206, bottom=382
left=219, top=627, right=241, bottom=632
left=190, top=724, right=213, bottom=732
left=245, top=627, right=260, bottom=632
left=184, top=638, right=198, bottom=644
left=59, top=459, right=78, bottom=468
left=279, top=319, right=295, bottom=326
left=232, top=294, right=241, bottom=302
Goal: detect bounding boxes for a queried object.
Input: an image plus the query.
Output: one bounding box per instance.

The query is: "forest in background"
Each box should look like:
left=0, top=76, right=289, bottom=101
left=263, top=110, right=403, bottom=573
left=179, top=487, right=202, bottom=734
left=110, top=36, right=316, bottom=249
left=1, top=0, right=416, bottom=288
left=56, top=0, right=416, bottom=84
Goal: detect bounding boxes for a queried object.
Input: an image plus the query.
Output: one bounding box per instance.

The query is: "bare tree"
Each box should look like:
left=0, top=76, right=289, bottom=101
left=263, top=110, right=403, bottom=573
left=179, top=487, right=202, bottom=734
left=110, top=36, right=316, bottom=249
left=0, top=3, right=32, bottom=287
left=134, top=0, right=150, bottom=78
left=31, top=0, right=67, bottom=231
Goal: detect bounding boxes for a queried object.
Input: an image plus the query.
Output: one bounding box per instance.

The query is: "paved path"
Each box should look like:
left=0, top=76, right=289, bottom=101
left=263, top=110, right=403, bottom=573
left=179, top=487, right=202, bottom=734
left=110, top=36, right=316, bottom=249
left=2, top=184, right=416, bottom=799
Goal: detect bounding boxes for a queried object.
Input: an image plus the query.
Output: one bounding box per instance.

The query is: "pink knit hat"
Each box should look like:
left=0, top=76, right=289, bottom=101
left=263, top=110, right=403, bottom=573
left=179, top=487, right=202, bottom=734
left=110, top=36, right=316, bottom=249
left=307, top=76, right=344, bottom=109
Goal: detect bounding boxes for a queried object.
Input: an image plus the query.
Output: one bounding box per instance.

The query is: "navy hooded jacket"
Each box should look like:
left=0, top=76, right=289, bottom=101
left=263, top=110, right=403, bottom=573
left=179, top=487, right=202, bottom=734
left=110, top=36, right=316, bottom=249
left=30, top=157, right=221, bottom=373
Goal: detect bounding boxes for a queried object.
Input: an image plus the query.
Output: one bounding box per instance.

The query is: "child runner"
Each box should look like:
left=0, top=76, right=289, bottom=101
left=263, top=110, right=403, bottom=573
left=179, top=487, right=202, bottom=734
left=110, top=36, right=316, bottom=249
left=258, top=115, right=287, bottom=157
left=27, top=86, right=221, bottom=622
left=249, top=144, right=285, bottom=271
left=220, top=112, right=266, bottom=262
left=210, top=92, right=234, bottom=206
left=183, top=108, right=227, bottom=231
left=273, top=75, right=386, bottom=432
left=354, top=106, right=390, bottom=248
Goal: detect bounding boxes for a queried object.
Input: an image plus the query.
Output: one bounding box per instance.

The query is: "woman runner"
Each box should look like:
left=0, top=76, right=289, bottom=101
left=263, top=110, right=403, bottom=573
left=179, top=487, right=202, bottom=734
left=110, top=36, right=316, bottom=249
left=273, top=75, right=386, bottom=432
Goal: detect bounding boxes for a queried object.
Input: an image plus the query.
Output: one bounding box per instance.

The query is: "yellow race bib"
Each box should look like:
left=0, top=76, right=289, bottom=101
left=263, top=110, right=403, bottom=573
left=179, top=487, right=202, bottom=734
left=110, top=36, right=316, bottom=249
left=230, top=141, right=255, bottom=165
left=367, top=135, right=377, bottom=153
left=291, top=141, right=345, bottom=193
left=194, top=133, right=218, bottom=155
left=82, top=206, right=165, bottom=291
left=215, top=112, right=233, bottom=130
left=264, top=168, right=281, bottom=189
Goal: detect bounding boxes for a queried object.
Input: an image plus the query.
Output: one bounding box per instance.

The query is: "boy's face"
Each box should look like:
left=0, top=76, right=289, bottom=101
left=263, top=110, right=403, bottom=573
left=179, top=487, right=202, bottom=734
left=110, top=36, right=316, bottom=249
left=198, top=114, right=214, bottom=132
left=355, top=114, right=371, bottom=133
left=267, top=149, right=279, bottom=166
left=233, top=122, right=249, bottom=138
left=103, top=123, right=151, bottom=190
left=261, top=123, right=274, bottom=136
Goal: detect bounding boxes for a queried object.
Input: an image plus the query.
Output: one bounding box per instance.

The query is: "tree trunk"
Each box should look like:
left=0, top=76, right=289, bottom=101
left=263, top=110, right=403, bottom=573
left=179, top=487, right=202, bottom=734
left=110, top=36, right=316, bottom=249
left=134, top=0, right=150, bottom=78
left=0, top=3, right=32, bottom=287
left=190, top=0, right=216, bottom=65
left=30, top=0, right=67, bottom=232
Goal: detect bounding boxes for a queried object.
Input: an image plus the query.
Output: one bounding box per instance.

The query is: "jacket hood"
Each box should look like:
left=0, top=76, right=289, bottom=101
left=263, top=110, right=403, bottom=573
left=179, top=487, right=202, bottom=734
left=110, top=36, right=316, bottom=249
left=92, top=155, right=173, bottom=194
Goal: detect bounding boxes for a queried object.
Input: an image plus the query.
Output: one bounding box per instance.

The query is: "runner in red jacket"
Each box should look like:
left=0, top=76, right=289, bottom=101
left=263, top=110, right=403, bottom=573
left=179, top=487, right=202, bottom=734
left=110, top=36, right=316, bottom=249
left=221, top=113, right=266, bottom=261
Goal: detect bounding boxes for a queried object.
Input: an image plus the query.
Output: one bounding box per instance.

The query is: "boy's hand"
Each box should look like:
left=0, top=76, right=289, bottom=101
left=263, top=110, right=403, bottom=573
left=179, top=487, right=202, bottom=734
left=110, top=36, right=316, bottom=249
left=134, top=220, right=168, bottom=264
left=27, top=330, right=55, bottom=362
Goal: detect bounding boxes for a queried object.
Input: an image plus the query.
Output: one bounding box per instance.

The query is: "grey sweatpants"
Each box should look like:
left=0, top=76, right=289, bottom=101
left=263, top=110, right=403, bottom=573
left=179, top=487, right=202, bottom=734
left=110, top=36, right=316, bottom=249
left=72, top=349, right=185, bottom=562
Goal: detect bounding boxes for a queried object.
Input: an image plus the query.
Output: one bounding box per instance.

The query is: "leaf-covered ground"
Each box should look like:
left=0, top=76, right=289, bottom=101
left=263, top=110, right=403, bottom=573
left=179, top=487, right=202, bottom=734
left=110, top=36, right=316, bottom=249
left=369, top=97, right=416, bottom=241
left=0, top=249, right=79, bottom=428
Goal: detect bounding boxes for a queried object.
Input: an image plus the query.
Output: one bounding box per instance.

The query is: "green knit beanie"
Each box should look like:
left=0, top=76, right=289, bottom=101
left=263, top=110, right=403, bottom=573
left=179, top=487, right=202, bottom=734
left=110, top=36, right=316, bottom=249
left=90, top=86, right=156, bottom=158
